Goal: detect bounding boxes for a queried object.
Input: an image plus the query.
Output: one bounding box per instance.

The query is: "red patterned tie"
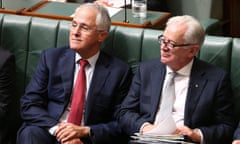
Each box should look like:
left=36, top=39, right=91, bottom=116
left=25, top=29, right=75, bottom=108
left=68, top=59, right=88, bottom=125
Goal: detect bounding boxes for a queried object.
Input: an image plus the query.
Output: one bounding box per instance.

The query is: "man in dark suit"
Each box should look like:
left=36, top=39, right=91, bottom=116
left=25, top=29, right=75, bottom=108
left=117, top=15, right=236, bottom=144
left=17, top=3, right=132, bottom=144
left=0, top=47, right=16, bottom=144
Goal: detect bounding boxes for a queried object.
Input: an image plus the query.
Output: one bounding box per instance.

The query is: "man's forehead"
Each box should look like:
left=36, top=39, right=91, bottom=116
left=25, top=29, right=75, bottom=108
left=77, top=6, right=98, bottom=13
left=75, top=9, right=97, bottom=18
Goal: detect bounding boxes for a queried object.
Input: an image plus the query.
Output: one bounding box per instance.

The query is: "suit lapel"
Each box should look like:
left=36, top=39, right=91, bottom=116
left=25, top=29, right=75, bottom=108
left=84, top=52, right=110, bottom=122
left=60, top=48, right=75, bottom=104
left=184, top=59, right=207, bottom=125
left=150, top=62, right=166, bottom=120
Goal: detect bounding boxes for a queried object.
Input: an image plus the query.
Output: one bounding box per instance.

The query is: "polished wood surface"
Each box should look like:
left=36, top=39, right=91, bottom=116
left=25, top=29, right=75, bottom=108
left=0, top=0, right=42, bottom=14
left=0, top=0, right=171, bottom=29
left=22, top=1, right=171, bottom=29
left=22, top=1, right=79, bottom=21
left=111, top=9, right=170, bottom=29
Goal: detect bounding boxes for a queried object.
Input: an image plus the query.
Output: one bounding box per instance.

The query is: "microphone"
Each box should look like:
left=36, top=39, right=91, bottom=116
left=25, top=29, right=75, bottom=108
left=123, top=0, right=129, bottom=23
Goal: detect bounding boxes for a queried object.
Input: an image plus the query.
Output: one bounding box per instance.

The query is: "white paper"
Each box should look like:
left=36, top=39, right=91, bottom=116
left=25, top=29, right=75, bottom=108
left=144, top=115, right=177, bottom=135
left=131, top=133, right=195, bottom=144
left=70, top=6, right=122, bottom=18
left=105, top=6, right=122, bottom=17
left=106, top=0, right=131, bottom=8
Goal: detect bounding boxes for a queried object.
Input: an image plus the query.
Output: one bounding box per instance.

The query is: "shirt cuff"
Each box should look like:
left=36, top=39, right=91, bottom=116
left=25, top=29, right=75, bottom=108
left=49, top=125, right=59, bottom=136
left=194, top=128, right=204, bottom=144
left=139, top=122, right=151, bottom=133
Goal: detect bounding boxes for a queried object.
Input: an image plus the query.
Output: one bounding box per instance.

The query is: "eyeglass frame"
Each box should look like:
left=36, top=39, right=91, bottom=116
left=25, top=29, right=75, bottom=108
left=71, top=21, right=105, bottom=34
left=158, top=35, right=197, bottom=49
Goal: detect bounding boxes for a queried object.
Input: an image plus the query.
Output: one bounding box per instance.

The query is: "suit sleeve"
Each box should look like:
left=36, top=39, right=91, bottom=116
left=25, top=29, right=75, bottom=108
left=196, top=71, right=236, bottom=143
left=117, top=64, right=149, bottom=136
left=20, top=50, right=59, bottom=128
left=89, top=63, right=132, bottom=144
left=0, top=51, right=15, bottom=123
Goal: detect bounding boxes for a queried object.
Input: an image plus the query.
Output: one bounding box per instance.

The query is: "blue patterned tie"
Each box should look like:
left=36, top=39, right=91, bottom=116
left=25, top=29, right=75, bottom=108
left=155, top=72, right=176, bottom=123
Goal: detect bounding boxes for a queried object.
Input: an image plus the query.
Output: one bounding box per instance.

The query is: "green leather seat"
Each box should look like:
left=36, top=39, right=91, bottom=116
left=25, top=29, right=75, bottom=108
left=199, top=36, right=232, bottom=72
left=102, top=26, right=143, bottom=72
left=231, top=38, right=240, bottom=119
left=0, top=13, right=240, bottom=143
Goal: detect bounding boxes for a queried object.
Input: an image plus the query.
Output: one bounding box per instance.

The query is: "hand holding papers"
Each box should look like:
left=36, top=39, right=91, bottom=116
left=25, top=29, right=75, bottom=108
left=131, top=133, right=196, bottom=144
left=144, top=115, right=177, bottom=135
left=130, top=115, right=196, bottom=143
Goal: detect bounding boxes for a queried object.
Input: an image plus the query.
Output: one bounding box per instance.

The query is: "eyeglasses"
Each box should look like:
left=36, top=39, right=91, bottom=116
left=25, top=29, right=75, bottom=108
left=71, top=21, right=104, bottom=34
left=158, top=35, right=196, bottom=49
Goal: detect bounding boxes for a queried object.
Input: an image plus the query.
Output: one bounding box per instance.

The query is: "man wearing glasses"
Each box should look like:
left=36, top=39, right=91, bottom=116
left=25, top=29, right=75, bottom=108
left=17, top=3, right=132, bottom=144
left=117, top=15, right=236, bottom=144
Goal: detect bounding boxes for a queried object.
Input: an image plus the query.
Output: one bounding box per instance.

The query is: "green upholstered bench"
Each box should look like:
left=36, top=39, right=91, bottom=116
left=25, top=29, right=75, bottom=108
left=0, top=13, right=239, bottom=143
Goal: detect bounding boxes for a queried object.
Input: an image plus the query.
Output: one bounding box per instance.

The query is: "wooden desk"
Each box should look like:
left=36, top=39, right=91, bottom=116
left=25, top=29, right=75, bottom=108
left=22, top=1, right=171, bottom=29
left=0, top=0, right=43, bottom=14
left=111, top=9, right=170, bottom=29
left=22, top=1, right=79, bottom=20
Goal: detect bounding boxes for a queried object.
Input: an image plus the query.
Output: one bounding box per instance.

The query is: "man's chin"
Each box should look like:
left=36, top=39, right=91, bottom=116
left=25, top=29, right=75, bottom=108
left=70, top=43, right=81, bottom=49
left=69, top=46, right=79, bottom=51
left=160, top=57, right=169, bottom=64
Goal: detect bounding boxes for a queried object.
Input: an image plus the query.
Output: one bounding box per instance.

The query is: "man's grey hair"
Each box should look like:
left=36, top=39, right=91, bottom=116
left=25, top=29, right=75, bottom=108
left=74, top=3, right=111, bottom=32
left=166, top=15, right=205, bottom=46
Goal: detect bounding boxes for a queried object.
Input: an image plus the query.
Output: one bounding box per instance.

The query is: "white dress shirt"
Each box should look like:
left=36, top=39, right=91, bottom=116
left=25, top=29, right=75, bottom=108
left=49, top=52, right=99, bottom=135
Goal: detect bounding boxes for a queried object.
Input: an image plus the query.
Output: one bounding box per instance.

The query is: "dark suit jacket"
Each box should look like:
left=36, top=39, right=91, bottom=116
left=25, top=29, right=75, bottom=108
left=20, top=46, right=132, bottom=144
left=118, top=57, right=236, bottom=144
left=0, top=47, right=16, bottom=144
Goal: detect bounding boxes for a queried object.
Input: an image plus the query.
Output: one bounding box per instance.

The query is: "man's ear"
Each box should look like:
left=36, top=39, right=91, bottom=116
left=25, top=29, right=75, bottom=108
left=188, top=45, right=200, bottom=58
left=98, top=31, right=108, bottom=42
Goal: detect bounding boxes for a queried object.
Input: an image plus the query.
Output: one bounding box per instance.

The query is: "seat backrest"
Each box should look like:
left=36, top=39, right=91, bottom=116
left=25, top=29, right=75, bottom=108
left=0, top=15, right=71, bottom=140
left=1, top=13, right=240, bottom=139
left=231, top=38, right=240, bottom=119
left=141, top=29, right=162, bottom=61
left=102, top=26, right=143, bottom=73
left=198, top=35, right=232, bottom=72
left=0, top=14, right=70, bottom=97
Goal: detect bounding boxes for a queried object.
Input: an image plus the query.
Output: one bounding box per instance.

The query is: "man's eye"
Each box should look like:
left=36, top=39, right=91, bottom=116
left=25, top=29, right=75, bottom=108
left=81, top=26, right=89, bottom=31
left=72, top=22, right=77, bottom=27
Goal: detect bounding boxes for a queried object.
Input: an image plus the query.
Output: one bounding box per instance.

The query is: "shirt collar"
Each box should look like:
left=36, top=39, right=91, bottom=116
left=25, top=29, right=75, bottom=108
left=166, top=59, right=193, bottom=76
left=75, top=52, right=100, bottom=67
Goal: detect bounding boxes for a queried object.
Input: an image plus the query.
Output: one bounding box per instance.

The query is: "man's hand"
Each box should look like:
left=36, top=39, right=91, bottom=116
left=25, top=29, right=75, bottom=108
left=141, top=123, right=158, bottom=133
left=233, top=140, right=240, bottom=144
left=62, top=138, right=84, bottom=144
left=55, top=123, right=90, bottom=143
left=174, top=125, right=201, bottom=143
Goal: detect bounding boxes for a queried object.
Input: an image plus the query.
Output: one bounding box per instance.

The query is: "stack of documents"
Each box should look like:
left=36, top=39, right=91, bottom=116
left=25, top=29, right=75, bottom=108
left=131, top=133, right=196, bottom=144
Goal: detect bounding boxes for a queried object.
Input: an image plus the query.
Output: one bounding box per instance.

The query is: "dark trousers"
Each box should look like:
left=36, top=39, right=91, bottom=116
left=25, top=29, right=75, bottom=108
left=16, top=125, right=59, bottom=144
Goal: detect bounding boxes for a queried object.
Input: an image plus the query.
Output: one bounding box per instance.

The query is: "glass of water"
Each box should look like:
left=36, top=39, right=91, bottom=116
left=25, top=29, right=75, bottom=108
left=132, top=0, right=147, bottom=18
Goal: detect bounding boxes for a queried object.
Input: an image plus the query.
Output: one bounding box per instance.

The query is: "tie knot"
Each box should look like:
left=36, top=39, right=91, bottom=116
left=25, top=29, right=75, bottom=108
left=79, top=59, right=88, bottom=68
left=167, top=72, right=176, bottom=84
left=168, top=71, right=176, bottom=78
